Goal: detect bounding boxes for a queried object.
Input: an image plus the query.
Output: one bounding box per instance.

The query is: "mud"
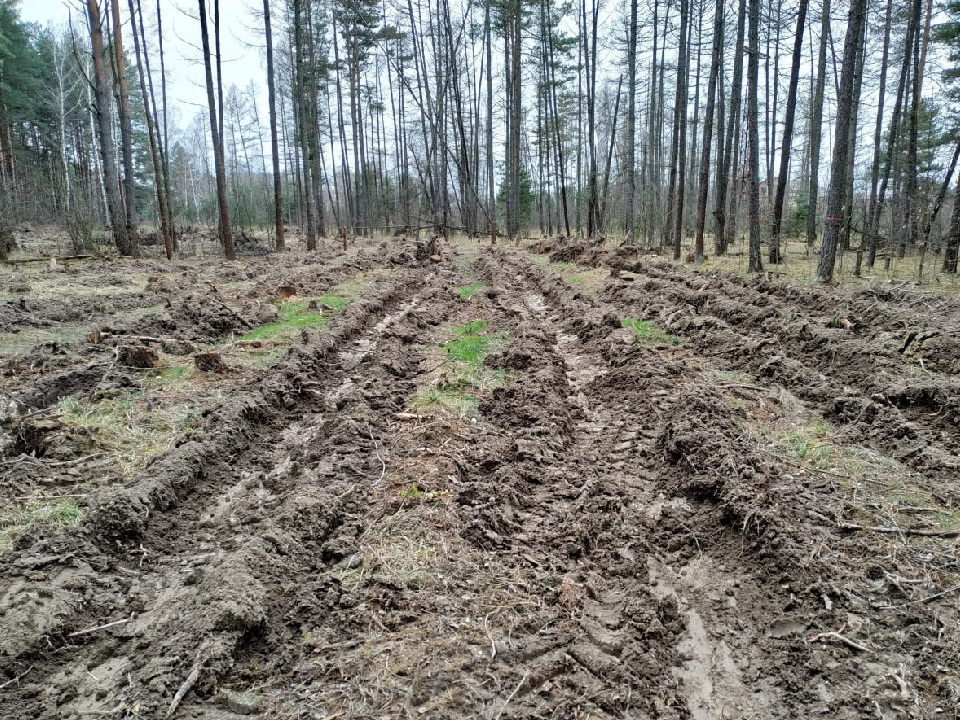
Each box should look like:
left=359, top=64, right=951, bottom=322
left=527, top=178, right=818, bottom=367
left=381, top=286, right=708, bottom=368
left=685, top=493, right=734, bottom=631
left=0, top=238, right=958, bottom=719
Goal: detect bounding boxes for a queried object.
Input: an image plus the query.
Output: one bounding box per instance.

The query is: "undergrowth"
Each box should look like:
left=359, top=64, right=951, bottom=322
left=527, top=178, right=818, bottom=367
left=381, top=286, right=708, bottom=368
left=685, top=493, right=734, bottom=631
left=456, top=282, right=484, bottom=299
left=621, top=317, right=683, bottom=346
left=0, top=499, right=84, bottom=551
left=414, top=319, right=507, bottom=417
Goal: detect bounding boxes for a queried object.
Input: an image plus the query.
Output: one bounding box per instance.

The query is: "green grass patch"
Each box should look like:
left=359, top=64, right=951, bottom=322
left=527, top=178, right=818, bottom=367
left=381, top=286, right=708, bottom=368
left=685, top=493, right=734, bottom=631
left=413, top=321, right=507, bottom=417
left=456, top=282, right=485, bottom=299
left=240, top=277, right=367, bottom=343
left=621, top=317, right=683, bottom=346
left=1, top=499, right=85, bottom=552
left=241, top=301, right=328, bottom=341
left=445, top=320, right=499, bottom=365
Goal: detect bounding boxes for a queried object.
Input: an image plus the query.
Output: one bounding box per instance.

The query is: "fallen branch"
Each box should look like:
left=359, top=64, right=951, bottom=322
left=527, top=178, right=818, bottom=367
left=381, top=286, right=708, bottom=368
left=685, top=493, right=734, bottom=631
left=167, top=653, right=204, bottom=718
left=68, top=616, right=132, bottom=637
left=0, top=665, right=33, bottom=690
left=912, top=583, right=960, bottom=605
left=839, top=523, right=960, bottom=539
left=3, top=254, right=93, bottom=264
left=809, top=624, right=871, bottom=652
left=494, top=670, right=529, bottom=720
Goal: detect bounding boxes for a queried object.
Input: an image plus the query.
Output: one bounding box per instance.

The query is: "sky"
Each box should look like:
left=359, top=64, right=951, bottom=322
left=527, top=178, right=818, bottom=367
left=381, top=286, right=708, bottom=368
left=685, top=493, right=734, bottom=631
left=17, top=0, right=268, bottom=129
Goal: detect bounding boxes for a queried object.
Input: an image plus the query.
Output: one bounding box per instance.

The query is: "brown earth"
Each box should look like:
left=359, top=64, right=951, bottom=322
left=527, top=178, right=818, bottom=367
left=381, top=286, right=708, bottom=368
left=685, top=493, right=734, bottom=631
left=0, top=235, right=958, bottom=719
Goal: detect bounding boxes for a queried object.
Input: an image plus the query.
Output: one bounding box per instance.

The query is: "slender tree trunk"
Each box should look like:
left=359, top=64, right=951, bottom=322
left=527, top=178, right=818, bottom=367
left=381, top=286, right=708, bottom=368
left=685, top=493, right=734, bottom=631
left=901, top=0, right=924, bottom=260
left=920, top=141, right=960, bottom=249
left=746, top=0, right=762, bottom=271
left=867, top=2, right=915, bottom=267
left=624, top=0, right=638, bottom=243
left=815, top=0, right=867, bottom=282
left=694, top=0, right=723, bottom=262
left=86, top=0, right=131, bottom=255
left=128, top=0, right=171, bottom=259
left=485, top=0, right=496, bottom=243
left=863, top=0, right=892, bottom=267
left=263, top=0, right=284, bottom=250
left=806, top=0, right=829, bottom=249
left=715, top=0, right=745, bottom=256
left=110, top=0, right=139, bottom=255
left=944, top=170, right=960, bottom=273
left=769, top=0, right=808, bottom=263
left=198, top=0, right=234, bottom=259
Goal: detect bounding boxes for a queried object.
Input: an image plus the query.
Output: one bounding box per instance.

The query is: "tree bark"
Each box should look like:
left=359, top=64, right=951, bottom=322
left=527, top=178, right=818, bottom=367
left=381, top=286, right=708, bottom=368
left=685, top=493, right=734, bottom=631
left=714, top=0, right=745, bottom=256
left=110, top=0, right=139, bottom=255
left=263, top=0, right=284, bottom=250
left=746, top=0, right=762, bottom=272
left=624, top=0, right=638, bottom=243
left=128, top=0, right=171, bottom=259
left=86, top=0, right=131, bottom=256
left=769, top=0, right=808, bottom=264
left=694, top=0, right=724, bottom=262
left=806, top=0, right=829, bottom=249
left=198, top=0, right=234, bottom=259
left=815, top=0, right=867, bottom=282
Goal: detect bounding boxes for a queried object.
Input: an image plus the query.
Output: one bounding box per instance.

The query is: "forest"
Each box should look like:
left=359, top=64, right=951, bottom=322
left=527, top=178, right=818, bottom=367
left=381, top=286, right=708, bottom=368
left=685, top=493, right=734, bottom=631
left=2, top=0, right=960, bottom=718
left=0, top=0, right=959, bottom=278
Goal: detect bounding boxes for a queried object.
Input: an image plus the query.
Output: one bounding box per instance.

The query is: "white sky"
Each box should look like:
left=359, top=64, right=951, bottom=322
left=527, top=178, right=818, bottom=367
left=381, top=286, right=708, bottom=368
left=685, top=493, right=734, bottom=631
left=17, top=0, right=267, bottom=130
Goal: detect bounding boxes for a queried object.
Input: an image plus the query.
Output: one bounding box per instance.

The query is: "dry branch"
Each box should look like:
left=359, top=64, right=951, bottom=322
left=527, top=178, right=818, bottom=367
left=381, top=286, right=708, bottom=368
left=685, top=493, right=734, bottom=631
left=839, top=523, right=960, bottom=539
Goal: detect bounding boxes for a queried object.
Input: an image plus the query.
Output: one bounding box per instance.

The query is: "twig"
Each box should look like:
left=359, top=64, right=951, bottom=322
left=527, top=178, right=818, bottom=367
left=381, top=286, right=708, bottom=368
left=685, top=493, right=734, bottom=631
left=912, top=583, right=960, bottom=605
left=484, top=614, right=497, bottom=660
left=0, top=665, right=33, bottom=691
left=809, top=624, right=871, bottom=652
left=839, top=523, right=960, bottom=538
left=369, top=431, right=387, bottom=486
left=167, top=654, right=204, bottom=718
left=494, top=671, right=529, bottom=720
left=68, top=616, right=132, bottom=637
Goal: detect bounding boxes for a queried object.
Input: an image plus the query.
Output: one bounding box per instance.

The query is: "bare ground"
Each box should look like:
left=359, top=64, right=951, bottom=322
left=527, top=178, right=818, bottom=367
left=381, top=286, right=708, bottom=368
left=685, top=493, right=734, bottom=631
left=1, top=236, right=959, bottom=719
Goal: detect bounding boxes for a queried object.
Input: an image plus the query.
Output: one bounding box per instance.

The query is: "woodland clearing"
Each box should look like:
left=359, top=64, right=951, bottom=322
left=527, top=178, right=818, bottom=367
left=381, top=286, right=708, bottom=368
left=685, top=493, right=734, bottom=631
left=1, top=232, right=959, bottom=719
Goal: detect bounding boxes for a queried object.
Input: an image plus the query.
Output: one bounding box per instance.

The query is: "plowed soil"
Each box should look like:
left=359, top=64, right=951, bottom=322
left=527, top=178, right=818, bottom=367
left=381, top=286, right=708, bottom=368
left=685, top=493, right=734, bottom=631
left=2, top=238, right=959, bottom=720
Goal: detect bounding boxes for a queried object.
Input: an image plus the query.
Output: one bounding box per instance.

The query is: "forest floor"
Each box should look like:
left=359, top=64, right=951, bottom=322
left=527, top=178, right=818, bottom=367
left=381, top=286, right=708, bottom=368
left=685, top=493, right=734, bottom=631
left=1, top=231, right=959, bottom=719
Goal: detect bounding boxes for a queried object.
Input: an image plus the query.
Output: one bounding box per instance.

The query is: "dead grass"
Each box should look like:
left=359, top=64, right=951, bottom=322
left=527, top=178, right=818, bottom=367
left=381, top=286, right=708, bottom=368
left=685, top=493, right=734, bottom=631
left=0, top=498, right=84, bottom=552
left=695, top=236, right=960, bottom=297
left=529, top=254, right=608, bottom=295
left=736, top=378, right=960, bottom=547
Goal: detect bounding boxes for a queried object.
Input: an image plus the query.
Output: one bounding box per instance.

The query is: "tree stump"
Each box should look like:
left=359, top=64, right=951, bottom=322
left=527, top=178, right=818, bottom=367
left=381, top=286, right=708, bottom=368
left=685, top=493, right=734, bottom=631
left=194, top=352, right=229, bottom=373
left=120, top=346, right=159, bottom=368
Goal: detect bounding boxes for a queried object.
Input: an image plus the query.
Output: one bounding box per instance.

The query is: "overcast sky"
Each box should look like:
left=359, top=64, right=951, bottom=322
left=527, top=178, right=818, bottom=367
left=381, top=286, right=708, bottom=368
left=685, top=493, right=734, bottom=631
left=18, top=0, right=268, bottom=130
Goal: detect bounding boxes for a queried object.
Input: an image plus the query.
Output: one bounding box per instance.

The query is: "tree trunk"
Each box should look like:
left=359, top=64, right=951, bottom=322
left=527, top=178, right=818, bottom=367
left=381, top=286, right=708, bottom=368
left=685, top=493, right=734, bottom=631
left=672, top=0, right=689, bottom=260
left=815, top=0, right=867, bottom=282
left=110, top=0, right=139, bottom=255
left=943, top=169, right=960, bottom=273
left=769, top=0, right=808, bottom=264
left=694, top=0, right=724, bottom=262
left=746, top=0, right=762, bottom=272
left=714, top=0, right=745, bottom=256
left=806, top=0, right=829, bottom=249
left=863, top=0, right=893, bottom=266
left=624, top=0, right=638, bottom=243
left=867, top=3, right=916, bottom=267
left=128, top=0, right=171, bottom=259
left=263, top=0, right=284, bottom=250
left=86, top=0, right=131, bottom=256
left=485, top=0, right=496, bottom=243
left=198, top=0, right=234, bottom=259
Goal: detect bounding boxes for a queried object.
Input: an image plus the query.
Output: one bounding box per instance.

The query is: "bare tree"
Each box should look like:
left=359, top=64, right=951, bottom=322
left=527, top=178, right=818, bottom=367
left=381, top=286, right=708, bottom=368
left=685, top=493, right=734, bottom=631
left=198, top=0, right=235, bottom=259
left=86, top=0, right=132, bottom=255
left=815, top=0, right=867, bottom=282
